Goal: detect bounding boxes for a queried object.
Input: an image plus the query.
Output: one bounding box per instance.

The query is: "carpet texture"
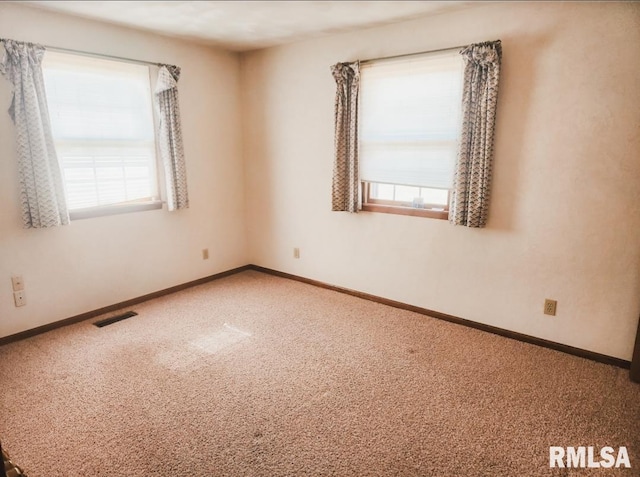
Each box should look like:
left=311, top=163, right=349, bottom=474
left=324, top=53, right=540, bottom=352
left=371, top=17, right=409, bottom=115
left=0, top=270, right=638, bottom=476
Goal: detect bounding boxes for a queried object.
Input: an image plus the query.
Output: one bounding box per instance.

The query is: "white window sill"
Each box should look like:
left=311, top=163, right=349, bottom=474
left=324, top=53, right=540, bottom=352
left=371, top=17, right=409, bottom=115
left=69, top=200, right=163, bottom=221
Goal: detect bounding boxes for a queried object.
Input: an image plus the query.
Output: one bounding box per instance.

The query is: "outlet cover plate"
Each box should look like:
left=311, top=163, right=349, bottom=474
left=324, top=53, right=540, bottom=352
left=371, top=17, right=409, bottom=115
left=544, top=299, right=557, bottom=316
left=11, top=276, right=24, bottom=291
left=13, top=291, right=26, bottom=307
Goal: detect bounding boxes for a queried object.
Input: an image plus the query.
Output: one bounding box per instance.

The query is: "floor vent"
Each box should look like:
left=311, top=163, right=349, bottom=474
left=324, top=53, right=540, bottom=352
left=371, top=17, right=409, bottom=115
left=94, top=311, right=138, bottom=328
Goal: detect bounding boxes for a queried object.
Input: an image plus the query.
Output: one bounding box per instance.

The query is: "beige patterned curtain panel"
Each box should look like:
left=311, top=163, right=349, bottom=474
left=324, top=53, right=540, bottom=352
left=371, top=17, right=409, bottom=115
left=330, top=61, right=360, bottom=213
left=155, top=65, right=189, bottom=211
left=0, top=40, right=70, bottom=228
left=450, top=40, right=502, bottom=228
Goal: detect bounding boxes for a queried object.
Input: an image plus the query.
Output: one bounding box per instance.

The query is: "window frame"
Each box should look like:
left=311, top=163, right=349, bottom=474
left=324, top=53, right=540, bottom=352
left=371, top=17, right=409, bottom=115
left=358, top=50, right=463, bottom=221
left=42, top=51, right=164, bottom=221
left=361, top=182, right=449, bottom=220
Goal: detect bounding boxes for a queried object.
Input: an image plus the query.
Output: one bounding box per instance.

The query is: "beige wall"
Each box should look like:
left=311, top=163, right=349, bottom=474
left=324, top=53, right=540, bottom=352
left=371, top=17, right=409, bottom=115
left=0, top=4, right=248, bottom=337
left=241, top=2, right=640, bottom=360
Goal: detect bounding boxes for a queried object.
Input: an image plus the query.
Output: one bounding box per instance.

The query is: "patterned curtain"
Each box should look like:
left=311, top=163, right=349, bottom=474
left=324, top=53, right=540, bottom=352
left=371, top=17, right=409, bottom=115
left=330, top=61, right=360, bottom=212
left=450, top=40, right=502, bottom=228
left=155, top=65, right=188, bottom=211
left=0, top=40, right=69, bottom=228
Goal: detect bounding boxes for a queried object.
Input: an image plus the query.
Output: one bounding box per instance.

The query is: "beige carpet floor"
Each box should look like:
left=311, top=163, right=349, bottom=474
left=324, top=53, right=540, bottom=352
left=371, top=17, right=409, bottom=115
left=0, top=270, right=638, bottom=476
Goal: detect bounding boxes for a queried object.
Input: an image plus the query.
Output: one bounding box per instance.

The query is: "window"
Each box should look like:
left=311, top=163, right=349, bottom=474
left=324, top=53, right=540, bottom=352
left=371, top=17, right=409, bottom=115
left=42, top=52, right=161, bottom=219
left=359, top=50, right=464, bottom=219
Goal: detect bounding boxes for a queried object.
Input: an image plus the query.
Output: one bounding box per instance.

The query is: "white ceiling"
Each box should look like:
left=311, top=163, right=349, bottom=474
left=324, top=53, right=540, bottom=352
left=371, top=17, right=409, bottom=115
left=25, top=1, right=472, bottom=52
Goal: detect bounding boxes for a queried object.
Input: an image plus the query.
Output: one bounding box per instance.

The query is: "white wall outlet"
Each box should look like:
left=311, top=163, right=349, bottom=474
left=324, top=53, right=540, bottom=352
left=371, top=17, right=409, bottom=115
left=13, top=290, right=26, bottom=307
left=202, top=248, right=209, bottom=260
left=293, top=247, right=300, bottom=259
left=11, top=275, right=24, bottom=291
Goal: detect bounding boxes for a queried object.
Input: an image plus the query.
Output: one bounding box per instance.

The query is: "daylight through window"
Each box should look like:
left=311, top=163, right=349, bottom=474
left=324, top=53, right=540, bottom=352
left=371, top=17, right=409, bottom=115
left=359, top=49, right=464, bottom=219
left=42, top=51, right=160, bottom=217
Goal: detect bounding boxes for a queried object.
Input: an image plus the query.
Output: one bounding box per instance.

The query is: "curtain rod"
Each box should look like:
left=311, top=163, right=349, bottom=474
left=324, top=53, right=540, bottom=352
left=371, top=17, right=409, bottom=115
left=360, top=44, right=468, bottom=65
left=0, top=37, right=175, bottom=69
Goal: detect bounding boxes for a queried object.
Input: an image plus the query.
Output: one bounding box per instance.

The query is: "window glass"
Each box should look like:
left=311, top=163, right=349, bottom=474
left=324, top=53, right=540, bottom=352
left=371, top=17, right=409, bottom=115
left=42, top=52, right=159, bottom=213
left=360, top=50, right=464, bottom=218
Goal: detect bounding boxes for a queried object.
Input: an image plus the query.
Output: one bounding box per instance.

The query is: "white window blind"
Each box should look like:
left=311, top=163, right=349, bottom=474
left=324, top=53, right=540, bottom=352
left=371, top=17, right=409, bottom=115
left=42, top=52, right=158, bottom=211
left=359, top=50, right=464, bottom=190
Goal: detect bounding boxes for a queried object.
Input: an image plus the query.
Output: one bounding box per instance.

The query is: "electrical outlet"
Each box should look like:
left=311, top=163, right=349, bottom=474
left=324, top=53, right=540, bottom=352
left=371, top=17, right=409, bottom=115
left=13, top=291, right=26, bottom=307
left=202, top=248, right=209, bottom=260
left=11, top=275, right=24, bottom=291
left=293, top=247, right=300, bottom=259
left=544, top=299, right=557, bottom=316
